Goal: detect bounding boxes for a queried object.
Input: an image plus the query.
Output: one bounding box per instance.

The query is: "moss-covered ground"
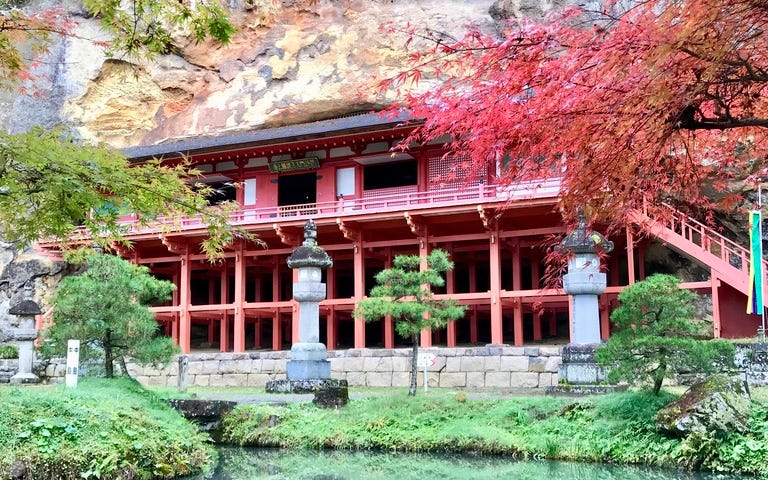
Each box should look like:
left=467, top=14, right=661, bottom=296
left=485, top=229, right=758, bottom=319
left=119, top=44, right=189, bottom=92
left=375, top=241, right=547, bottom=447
left=0, top=378, right=213, bottom=480
left=222, top=389, right=768, bottom=477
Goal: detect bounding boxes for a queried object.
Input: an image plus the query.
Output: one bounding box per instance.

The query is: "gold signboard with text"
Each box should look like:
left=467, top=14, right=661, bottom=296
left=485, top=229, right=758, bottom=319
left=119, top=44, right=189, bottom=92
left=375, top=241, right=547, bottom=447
left=268, top=157, right=320, bottom=174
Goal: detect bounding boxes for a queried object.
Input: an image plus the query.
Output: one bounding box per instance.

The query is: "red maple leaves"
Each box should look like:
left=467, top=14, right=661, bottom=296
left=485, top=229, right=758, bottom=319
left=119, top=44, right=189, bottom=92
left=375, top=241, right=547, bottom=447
left=383, top=0, right=768, bottom=227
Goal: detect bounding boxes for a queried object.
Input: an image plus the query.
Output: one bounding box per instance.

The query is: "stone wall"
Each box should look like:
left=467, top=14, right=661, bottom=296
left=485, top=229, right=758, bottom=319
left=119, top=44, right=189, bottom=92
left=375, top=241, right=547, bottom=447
left=27, top=343, right=768, bottom=389
left=125, top=345, right=563, bottom=389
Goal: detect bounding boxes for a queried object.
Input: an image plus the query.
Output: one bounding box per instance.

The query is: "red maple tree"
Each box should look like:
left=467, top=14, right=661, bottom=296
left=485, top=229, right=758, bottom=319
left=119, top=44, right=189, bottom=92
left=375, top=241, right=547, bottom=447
left=384, top=0, right=768, bottom=227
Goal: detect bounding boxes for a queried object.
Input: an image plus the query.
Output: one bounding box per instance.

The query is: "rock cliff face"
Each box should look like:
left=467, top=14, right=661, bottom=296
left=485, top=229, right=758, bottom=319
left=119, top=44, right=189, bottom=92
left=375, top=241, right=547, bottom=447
left=0, top=0, right=553, bottom=148
left=0, top=0, right=549, bottom=339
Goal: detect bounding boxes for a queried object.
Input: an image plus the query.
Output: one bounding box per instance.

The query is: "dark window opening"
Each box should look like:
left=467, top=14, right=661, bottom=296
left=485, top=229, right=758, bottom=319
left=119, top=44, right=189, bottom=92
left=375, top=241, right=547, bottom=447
left=363, top=160, right=417, bottom=190
left=278, top=172, right=317, bottom=206
left=205, top=182, right=237, bottom=206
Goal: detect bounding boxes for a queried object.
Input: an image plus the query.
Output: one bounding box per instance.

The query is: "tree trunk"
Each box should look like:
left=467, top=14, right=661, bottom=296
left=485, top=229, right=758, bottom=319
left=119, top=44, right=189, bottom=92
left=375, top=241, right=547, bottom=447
left=120, top=356, right=130, bottom=378
left=104, top=329, right=114, bottom=378
left=652, top=363, right=666, bottom=395
left=409, top=334, right=419, bottom=396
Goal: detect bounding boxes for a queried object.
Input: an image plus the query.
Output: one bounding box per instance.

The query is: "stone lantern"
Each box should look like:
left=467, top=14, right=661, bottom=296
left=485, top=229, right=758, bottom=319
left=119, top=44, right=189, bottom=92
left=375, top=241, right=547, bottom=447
left=559, top=211, right=614, bottom=344
left=285, top=219, right=334, bottom=382
left=549, top=210, right=620, bottom=392
left=8, top=297, right=43, bottom=384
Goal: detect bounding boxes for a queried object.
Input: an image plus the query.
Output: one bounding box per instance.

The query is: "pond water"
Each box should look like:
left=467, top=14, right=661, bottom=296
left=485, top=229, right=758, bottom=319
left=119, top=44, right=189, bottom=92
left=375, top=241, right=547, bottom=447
left=187, top=447, right=745, bottom=480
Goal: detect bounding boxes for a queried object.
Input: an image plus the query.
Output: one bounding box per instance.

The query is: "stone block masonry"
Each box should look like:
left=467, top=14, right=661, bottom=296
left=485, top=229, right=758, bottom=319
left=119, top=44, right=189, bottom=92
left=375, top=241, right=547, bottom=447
left=30, top=343, right=768, bottom=388
left=40, top=346, right=563, bottom=388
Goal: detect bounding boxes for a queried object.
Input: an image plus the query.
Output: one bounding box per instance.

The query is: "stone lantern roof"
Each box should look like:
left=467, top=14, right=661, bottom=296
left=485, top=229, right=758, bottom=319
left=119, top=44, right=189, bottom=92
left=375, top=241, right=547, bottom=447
left=9, top=299, right=43, bottom=316
left=286, top=220, right=333, bottom=269
left=559, top=211, right=614, bottom=255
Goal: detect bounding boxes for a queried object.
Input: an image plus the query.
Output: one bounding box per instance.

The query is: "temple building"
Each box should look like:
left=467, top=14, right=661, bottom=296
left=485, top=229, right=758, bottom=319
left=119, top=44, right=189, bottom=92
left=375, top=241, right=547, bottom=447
left=41, top=112, right=762, bottom=353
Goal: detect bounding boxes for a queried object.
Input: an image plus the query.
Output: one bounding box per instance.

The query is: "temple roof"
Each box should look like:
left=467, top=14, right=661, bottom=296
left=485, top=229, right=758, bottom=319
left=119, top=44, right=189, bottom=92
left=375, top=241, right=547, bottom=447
left=122, top=111, right=414, bottom=162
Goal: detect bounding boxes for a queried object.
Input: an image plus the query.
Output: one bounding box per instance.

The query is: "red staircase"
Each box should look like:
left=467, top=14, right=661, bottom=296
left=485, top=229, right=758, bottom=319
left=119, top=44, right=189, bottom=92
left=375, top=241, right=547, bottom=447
left=629, top=203, right=756, bottom=295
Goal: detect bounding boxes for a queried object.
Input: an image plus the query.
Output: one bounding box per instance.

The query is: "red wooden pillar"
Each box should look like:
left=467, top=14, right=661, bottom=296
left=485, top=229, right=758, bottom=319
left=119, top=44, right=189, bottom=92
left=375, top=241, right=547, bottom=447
left=220, top=267, right=229, bottom=352
left=207, top=273, right=216, bottom=344
left=549, top=310, right=558, bottom=337
left=353, top=240, right=366, bottom=349
left=179, top=249, right=192, bottom=354
left=171, top=271, right=180, bottom=346
left=626, top=228, right=636, bottom=285
left=489, top=231, right=504, bottom=344
left=272, top=261, right=281, bottom=350
left=233, top=243, right=246, bottom=352
left=445, top=244, right=457, bottom=347
left=600, top=298, right=611, bottom=340
left=712, top=273, right=722, bottom=338
left=383, top=248, right=395, bottom=348
left=531, top=253, right=543, bottom=341
left=272, top=313, right=282, bottom=350
left=468, top=263, right=478, bottom=343
left=419, top=239, right=433, bottom=348
left=326, top=265, right=337, bottom=350
left=511, top=240, right=523, bottom=346
left=638, top=242, right=646, bottom=281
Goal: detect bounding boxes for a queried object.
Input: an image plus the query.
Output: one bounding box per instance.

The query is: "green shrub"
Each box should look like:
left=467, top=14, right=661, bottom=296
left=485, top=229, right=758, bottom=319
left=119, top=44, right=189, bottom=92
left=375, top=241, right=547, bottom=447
left=0, top=377, right=213, bottom=479
left=0, top=345, right=18, bottom=359
left=221, top=389, right=768, bottom=476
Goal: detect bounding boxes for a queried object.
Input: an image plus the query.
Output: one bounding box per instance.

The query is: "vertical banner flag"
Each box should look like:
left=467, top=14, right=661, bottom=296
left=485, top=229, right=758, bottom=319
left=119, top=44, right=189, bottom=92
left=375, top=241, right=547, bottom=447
left=748, top=210, right=764, bottom=315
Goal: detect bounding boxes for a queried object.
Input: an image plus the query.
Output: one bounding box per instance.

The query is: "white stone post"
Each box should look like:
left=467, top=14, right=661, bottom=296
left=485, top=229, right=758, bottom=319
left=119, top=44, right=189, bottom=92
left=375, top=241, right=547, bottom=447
left=65, top=339, right=80, bottom=388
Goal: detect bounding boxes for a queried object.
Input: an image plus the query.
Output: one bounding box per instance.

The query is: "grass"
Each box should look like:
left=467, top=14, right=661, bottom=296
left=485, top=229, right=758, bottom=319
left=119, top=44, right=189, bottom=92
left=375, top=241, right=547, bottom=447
left=222, top=388, right=768, bottom=477
left=0, top=377, right=214, bottom=480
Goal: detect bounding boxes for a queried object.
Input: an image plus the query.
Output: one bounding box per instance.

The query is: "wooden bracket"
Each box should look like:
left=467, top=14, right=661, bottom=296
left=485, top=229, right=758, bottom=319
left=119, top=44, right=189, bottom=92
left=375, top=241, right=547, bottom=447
left=160, top=235, right=188, bottom=255
left=404, top=211, right=426, bottom=237
left=336, top=218, right=361, bottom=242
left=273, top=224, right=301, bottom=247
left=477, top=205, right=501, bottom=231
left=337, top=218, right=362, bottom=254
left=404, top=212, right=428, bottom=250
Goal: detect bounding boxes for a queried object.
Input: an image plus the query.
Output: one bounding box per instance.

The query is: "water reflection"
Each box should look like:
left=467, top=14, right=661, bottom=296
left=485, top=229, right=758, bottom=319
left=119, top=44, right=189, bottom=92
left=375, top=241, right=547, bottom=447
left=188, top=447, right=743, bottom=480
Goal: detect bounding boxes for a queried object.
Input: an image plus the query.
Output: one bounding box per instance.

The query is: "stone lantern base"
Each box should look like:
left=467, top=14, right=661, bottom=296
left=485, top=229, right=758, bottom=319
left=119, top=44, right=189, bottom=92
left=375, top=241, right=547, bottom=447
left=545, top=344, right=626, bottom=396
left=10, top=372, right=39, bottom=384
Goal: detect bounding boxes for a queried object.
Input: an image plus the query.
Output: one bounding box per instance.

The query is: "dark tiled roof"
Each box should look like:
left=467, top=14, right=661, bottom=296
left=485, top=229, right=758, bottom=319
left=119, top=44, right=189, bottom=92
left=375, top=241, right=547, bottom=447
left=121, top=111, right=414, bottom=161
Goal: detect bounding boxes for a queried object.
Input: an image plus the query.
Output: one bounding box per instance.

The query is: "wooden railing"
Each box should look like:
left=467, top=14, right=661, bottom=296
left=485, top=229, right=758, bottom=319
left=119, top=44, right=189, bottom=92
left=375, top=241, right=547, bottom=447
left=631, top=202, right=763, bottom=295
left=119, top=178, right=562, bottom=233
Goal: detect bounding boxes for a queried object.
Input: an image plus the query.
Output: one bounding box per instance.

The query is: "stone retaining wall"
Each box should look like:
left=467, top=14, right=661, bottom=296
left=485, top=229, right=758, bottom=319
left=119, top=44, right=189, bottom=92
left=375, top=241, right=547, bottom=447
left=125, top=345, right=563, bottom=389
left=26, top=343, right=768, bottom=389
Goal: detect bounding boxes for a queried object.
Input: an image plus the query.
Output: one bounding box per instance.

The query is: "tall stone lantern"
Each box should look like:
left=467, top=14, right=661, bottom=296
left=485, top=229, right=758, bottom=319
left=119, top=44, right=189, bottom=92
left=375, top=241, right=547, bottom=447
left=9, top=297, right=43, bottom=384
left=552, top=211, right=617, bottom=390
left=559, top=211, right=614, bottom=344
left=285, top=219, right=333, bottom=382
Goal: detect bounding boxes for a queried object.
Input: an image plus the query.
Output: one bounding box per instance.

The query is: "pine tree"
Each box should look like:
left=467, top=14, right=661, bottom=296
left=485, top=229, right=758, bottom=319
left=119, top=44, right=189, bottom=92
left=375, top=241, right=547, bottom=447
left=355, top=249, right=466, bottom=396
left=40, top=253, right=178, bottom=378
left=595, top=274, right=735, bottom=394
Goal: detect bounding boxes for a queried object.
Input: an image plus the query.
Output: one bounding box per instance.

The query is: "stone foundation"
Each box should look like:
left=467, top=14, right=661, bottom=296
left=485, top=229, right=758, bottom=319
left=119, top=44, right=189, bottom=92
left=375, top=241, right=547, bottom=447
left=26, top=343, right=768, bottom=389
left=122, top=346, right=564, bottom=389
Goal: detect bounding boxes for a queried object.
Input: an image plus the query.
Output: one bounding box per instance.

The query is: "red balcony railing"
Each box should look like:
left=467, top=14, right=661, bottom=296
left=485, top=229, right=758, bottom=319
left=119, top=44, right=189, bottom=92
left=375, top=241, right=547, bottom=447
left=112, top=177, right=561, bottom=235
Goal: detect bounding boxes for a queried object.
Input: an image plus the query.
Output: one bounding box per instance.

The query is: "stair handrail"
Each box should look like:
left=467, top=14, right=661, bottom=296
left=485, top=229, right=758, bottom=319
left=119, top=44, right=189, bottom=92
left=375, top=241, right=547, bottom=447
left=642, top=202, right=752, bottom=274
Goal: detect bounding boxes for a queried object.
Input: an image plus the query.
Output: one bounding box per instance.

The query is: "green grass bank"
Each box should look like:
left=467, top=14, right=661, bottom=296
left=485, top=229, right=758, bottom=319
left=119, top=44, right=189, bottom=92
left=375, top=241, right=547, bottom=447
left=0, top=378, right=214, bottom=480
left=222, top=390, right=768, bottom=477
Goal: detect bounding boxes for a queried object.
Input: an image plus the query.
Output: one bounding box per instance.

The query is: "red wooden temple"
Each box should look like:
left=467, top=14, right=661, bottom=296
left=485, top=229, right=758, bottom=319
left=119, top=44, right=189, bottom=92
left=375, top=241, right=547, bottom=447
left=41, top=113, right=763, bottom=353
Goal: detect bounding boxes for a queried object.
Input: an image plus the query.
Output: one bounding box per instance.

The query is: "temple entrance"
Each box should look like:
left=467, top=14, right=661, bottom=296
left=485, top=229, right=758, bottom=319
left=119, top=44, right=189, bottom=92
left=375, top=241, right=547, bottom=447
left=278, top=172, right=317, bottom=206
left=278, top=172, right=318, bottom=216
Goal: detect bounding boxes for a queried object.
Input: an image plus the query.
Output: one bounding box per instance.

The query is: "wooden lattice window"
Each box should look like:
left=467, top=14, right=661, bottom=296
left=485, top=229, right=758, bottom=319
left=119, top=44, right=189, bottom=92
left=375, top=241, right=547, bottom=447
left=428, top=154, right=486, bottom=189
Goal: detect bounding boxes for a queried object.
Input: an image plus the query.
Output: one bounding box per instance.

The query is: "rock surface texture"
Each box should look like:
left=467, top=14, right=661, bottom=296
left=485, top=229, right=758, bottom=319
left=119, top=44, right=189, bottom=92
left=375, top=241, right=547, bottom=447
left=0, top=0, right=536, bottom=342
left=0, top=0, right=528, bottom=148
left=656, top=375, right=751, bottom=438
